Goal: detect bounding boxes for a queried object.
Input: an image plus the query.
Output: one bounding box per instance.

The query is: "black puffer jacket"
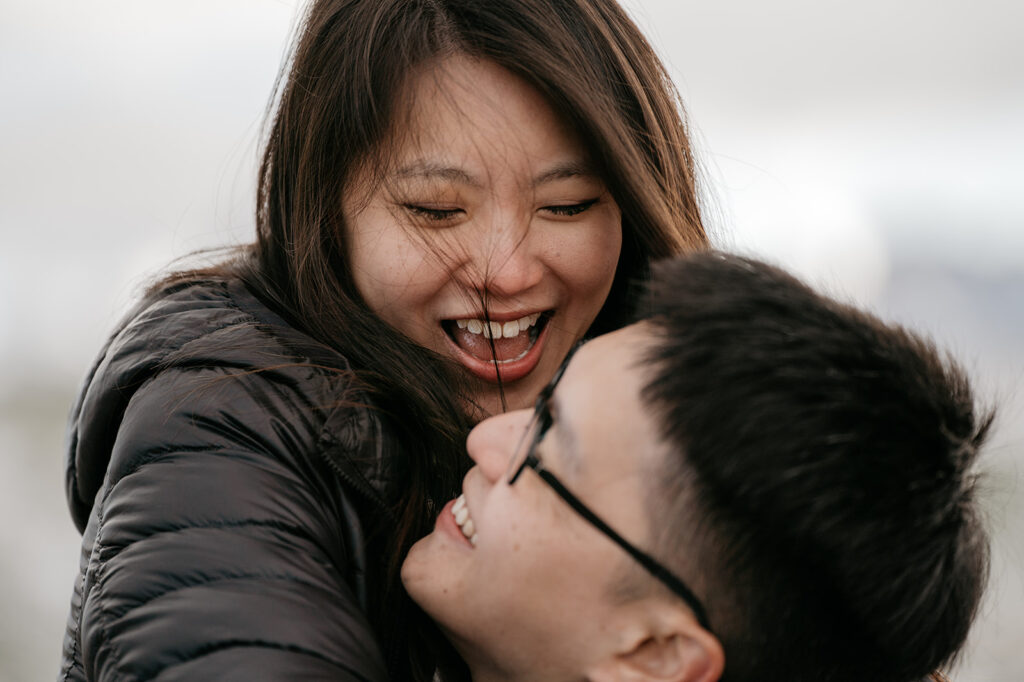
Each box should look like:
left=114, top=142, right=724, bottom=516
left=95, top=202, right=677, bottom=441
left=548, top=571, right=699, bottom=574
left=60, top=277, right=401, bottom=681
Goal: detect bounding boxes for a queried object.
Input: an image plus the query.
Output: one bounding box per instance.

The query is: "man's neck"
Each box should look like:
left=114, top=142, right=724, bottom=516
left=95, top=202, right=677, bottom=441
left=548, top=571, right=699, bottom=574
left=461, top=656, right=524, bottom=682
left=465, top=662, right=512, bottom=682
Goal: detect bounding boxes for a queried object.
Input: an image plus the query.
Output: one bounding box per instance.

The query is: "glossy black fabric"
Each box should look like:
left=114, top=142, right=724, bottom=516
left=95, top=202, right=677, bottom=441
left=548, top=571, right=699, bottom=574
left=60, top=278, right=398, bottom=681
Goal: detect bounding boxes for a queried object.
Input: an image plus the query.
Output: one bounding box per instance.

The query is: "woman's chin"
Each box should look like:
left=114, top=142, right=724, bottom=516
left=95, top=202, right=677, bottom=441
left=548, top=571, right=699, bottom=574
left=464, top=380, right=536, bottom=418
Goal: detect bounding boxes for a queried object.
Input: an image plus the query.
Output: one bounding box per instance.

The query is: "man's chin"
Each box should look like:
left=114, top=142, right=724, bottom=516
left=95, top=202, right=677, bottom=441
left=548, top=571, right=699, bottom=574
left=399, top=536, right=435, bottom=605
left=401, top=533, right=465, bottom=616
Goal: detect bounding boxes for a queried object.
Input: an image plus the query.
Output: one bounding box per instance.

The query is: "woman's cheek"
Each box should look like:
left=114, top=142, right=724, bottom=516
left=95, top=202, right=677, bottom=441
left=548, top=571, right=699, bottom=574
left=575, top=214, right=623, bottom=290
left=349, top=208, right=442, bottom=309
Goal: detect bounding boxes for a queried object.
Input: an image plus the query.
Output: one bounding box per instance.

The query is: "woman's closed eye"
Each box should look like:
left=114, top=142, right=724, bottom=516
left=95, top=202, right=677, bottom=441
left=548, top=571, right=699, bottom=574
left=541, top=198, right=599, bottom=218
left=403, top=204, right=464, bottom=222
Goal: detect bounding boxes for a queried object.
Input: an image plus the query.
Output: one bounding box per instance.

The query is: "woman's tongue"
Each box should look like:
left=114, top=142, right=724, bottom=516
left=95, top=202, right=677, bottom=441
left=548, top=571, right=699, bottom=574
left=451, top=326, right=532, bottom=363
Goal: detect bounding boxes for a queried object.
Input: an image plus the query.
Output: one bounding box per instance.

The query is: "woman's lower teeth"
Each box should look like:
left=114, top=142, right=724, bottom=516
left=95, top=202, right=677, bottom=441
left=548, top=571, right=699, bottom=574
left=496, top=341, right=534, bottom=364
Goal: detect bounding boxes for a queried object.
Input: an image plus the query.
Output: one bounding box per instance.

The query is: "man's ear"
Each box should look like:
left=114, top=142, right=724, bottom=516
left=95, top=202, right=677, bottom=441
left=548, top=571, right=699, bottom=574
left=589, top=614, right=724, bottom=682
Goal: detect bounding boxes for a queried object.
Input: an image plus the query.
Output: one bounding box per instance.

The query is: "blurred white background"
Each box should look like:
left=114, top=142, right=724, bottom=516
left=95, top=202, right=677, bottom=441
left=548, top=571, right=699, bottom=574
left=1, top=0, right=1021, bottom=679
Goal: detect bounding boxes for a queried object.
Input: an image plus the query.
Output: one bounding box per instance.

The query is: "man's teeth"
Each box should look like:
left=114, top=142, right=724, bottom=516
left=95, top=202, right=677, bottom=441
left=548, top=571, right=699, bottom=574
left=455, top=313, right=541, bottom=340
left=452, top=494, right=478, bottom=546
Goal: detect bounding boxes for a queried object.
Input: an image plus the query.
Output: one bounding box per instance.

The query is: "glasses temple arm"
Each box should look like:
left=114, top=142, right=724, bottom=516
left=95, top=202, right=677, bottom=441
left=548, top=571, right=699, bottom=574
left=536, top=469, right=711, bottom=631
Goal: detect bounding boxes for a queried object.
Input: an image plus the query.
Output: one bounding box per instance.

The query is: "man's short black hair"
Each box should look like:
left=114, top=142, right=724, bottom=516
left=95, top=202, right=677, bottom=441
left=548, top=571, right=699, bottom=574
left=640, top=252, right=992, bottom=682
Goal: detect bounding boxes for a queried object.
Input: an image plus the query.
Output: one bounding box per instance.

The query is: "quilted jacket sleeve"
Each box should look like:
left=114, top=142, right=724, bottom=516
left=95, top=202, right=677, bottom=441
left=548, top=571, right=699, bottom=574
left=73, top=362, right=389, bottom=682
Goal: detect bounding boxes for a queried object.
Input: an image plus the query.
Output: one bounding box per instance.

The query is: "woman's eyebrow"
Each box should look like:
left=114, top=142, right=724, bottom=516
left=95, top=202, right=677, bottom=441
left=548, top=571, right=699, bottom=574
left=393, top=162, right=481, bottom=187
left=532, top=161, right=598, bottom=187
left=393, top=160, right=597, bottom=189
left=550, top=391, right=583, bottom=478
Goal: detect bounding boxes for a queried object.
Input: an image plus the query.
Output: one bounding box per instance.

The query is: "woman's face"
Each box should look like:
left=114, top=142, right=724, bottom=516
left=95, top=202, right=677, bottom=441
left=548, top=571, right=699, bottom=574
left=344, top=55, right=622, bottom=416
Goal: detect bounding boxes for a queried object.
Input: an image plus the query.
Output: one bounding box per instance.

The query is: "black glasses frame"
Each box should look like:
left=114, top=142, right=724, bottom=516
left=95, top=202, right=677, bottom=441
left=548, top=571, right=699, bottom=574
left=508, top=344, right=711, bottom=632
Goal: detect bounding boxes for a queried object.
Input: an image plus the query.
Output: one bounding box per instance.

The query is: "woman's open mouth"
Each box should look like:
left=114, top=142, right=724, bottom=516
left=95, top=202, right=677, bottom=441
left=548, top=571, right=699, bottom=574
left=442, top=311, right=553, bottom=383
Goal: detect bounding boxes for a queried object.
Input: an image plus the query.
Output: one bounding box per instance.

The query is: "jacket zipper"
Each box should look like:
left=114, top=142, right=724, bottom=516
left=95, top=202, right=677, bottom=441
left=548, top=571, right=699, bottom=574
left=317, top=445, right=409, bottom=679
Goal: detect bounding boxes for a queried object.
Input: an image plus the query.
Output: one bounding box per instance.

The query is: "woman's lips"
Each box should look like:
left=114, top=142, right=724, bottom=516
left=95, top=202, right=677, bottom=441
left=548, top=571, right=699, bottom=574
left=443, top=313, right=551, bottom=383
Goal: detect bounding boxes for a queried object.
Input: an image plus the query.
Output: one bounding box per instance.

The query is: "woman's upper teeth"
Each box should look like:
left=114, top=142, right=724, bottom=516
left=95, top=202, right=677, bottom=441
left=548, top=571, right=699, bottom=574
left=452, top=494, right=478, bottom=546
left=455, top=313, right=541, bottom=339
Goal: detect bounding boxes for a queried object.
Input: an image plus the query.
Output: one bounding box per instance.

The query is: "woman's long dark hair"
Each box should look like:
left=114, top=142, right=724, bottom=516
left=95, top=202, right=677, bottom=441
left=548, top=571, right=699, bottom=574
left=162, top=0, right=709, bottom=678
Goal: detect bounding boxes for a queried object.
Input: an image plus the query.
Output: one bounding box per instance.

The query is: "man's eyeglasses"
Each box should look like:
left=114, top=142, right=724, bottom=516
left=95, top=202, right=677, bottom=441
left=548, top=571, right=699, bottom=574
left=506, top=342, right=712, bottom=632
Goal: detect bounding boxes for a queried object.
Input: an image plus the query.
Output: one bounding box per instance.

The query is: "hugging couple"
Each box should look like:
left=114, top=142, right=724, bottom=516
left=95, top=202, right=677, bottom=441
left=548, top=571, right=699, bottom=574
left=60, top=0, right=990, bottom=680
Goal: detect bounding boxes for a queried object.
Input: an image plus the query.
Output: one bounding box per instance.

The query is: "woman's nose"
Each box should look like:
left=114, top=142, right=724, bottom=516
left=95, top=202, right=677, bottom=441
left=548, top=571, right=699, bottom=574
left=457, top=210, right=545, bottom=299
left=466, top=409, right=535, bottom=482
left=484, top=237, right=545, bottom=299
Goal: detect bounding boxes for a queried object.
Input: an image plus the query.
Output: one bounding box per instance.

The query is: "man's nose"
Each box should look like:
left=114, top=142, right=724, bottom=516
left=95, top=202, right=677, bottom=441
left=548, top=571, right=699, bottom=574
left=466, top=409, right=535, bottom=482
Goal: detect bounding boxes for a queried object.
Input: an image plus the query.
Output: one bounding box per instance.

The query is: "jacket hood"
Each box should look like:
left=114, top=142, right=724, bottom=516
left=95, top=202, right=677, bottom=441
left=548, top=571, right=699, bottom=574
left=64, top=278, right=390, bottom=532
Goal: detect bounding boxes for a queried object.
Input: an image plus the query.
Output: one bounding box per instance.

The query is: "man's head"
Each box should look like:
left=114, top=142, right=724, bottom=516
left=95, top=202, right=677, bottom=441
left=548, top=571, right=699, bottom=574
left=402, top=321, right=722, bottom=681
left=401, top=251, right=992, bottom=682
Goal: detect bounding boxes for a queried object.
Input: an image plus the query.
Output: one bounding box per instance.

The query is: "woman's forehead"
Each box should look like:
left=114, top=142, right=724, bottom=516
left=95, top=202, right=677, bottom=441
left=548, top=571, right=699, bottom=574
left=387, top=56, right=587, bottom=162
